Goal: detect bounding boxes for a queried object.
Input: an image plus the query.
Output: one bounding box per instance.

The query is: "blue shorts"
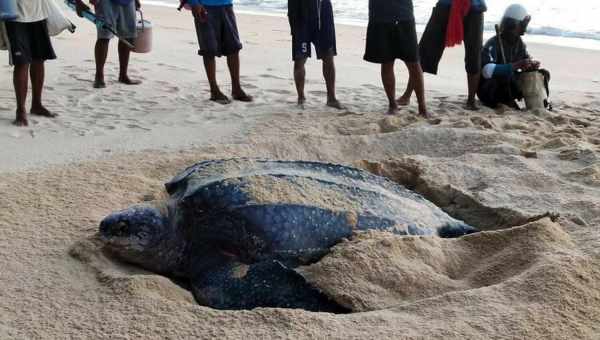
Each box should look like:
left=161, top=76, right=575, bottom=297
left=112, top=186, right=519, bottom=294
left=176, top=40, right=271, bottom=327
left=291, top=0, right=336, bottom=61
left=95, top=0, right=137, bottom=40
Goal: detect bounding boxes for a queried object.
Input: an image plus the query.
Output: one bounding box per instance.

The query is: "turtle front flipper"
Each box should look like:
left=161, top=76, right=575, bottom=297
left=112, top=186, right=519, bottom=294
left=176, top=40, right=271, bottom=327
left=190, top=257, right=348, bottom=313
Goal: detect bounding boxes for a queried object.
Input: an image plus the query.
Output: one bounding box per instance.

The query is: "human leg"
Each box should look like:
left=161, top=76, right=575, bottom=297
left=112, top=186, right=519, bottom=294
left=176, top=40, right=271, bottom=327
left=30, top=61, right=56, bottom=117
left=202, top=55, right=229, bottom=104
left=227, top=52, right=252, bottom=101
left=293, top=57, right=307, bottom=106
left=321, top=55, right=343, bottom=109
left=94, top=39, right=110, bottom=88
left=13, top=63, right=29, bottom=126
left=405, top=62, right=430, bottom=117
left=381, top=62, right=398, bottom=115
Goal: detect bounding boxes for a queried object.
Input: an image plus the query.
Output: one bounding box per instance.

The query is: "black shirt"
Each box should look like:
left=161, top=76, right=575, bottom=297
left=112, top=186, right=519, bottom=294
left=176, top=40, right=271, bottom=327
left=369, top=0, right=415, bottom=23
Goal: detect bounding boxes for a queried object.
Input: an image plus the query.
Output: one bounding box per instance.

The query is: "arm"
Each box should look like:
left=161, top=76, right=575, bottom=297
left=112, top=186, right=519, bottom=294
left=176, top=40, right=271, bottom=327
left=73, top=0, right=91, bottom=17
left=481, top=42, right=531, bottom=79
left=185, top=0, right=208, bottom=22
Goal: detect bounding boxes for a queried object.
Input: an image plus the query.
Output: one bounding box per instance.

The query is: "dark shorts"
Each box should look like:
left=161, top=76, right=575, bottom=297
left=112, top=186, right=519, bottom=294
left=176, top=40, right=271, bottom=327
left=364, top=20, right=419, bottom=64
left=419, top=4, right=484, bottom=75
left=194, top=5, right=242, bottom=57
left=291, top=0, right=336, bottom=60
left=5, top=20, right=56, bottom=65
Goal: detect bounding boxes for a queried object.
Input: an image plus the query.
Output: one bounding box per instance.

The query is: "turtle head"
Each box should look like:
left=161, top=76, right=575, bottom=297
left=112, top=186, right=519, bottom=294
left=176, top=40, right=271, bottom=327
left=100, top=202, right=184, bottom=274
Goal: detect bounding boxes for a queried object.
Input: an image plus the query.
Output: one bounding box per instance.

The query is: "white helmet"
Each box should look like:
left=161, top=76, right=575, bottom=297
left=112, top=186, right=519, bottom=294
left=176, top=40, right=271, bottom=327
left=501, top=4, right=531, bottom=34
left=503, top=4, right=529, bottom=21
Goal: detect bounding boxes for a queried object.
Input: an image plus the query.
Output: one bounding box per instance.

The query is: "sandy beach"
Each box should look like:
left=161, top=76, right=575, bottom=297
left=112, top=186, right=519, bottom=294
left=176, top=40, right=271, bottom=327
left=1, top=4, right=600, bottom=339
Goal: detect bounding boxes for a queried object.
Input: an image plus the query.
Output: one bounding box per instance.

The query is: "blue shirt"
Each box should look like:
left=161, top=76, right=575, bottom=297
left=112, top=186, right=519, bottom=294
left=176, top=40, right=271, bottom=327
left=369, top=0, right=414, bottom=23
left=437, top=0, right=487, bottom=12
left=186, top=0, right=233, bottom=6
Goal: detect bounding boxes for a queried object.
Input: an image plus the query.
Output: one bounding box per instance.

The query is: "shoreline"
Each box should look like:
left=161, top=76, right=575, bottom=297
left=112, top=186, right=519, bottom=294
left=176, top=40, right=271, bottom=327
left=144, top=1, right=600, bottom=51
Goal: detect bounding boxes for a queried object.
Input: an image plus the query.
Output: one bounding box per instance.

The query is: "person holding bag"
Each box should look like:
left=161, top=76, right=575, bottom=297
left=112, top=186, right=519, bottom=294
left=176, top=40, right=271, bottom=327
left=3, top=0, right=89, bottom=126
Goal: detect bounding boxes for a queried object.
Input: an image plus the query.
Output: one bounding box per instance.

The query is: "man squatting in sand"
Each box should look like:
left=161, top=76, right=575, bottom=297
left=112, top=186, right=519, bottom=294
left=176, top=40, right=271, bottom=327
left=287, top=0, right=344, bottom=109
left=4, top=0, right=89, bottom=126
left=184, top=0, right=253, bottom=104
left=364, top=0, right=430, bottom=117
left=401, top=0, right=487, bottom=110
left=91, top=0, right=142, bottom=88
left=477, top=4, right=549, bottom=109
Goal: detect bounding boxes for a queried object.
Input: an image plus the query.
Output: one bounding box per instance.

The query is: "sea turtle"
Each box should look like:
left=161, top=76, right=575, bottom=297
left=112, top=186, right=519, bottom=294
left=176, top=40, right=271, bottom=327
left=99, top=159, right=477, bottom=312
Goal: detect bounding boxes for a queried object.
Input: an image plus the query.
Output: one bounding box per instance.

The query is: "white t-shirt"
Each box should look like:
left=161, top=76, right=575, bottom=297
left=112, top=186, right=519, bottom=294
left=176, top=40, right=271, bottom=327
left=15, top=0, right=50, bottom=23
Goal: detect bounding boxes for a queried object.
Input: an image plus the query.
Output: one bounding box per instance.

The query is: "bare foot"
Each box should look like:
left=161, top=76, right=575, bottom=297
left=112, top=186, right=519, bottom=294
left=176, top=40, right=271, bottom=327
left=326, top=99, right=346, bottom=110
left=419, top=111, right=433, bottom=119
left=396, top=95, right=410, bottom=106
left=232, top=90, right=253, bottom=102
left=297, top=97, right=306, bottom=109
left=13, top=112, right=28, bottom=127
left=210, top=91, right=231, bottom=105
left=31, top=105, right=57, bottom=118
left=465, top=100, right=480, bottom=111
left=93, top=78, right=106, bottom=89
left=118, top=76, right=142, bottom=85
left=385, top=105, right=399, bottom=115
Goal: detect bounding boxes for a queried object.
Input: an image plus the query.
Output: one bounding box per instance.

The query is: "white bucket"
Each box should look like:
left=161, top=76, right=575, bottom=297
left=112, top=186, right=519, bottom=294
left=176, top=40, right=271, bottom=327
left=133, top=10, right=152, bottom=53
left=518, top=71, right=547, bottom=110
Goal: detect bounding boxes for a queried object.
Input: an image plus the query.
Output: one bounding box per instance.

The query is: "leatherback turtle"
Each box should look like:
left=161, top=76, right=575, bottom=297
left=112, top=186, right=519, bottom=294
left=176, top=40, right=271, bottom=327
left=99, top=159, right=477, bottom=312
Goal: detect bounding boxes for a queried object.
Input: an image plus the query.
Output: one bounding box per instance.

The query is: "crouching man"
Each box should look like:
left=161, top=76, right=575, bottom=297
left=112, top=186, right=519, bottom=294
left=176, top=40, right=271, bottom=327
left=477, top=4, right=550, bottom=109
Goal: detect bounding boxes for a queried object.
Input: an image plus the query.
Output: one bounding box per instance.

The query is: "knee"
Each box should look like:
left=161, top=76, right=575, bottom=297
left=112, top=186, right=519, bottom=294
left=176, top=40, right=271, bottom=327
left=294, top=59, right=306, bottom=72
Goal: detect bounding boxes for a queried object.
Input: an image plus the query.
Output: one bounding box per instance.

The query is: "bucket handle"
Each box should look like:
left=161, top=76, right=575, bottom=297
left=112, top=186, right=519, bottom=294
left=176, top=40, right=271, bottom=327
left=137, top=9, right=145, bottom=30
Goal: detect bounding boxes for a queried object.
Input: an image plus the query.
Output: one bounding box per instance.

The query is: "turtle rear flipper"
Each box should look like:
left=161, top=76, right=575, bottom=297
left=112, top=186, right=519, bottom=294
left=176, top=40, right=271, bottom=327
left=190, top=259, right=348, bottom=313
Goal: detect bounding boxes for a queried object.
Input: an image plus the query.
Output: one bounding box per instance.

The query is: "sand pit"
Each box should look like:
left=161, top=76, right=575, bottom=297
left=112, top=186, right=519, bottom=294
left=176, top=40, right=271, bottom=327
left=2, top=98, right=600, bottom=338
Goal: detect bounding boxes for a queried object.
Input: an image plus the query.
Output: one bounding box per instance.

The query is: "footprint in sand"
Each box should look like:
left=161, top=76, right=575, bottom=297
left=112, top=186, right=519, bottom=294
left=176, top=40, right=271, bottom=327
left=259, top=74, right=286, bottom=80
left=126, top=124, right=151, bottom=131
left=268, top=89, right=292, bottom=95
left=565, top=164, right=600, bottom=186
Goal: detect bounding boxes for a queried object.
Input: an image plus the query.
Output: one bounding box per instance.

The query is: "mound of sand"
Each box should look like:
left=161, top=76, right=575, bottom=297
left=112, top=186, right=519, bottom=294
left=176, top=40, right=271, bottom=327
left=300, top=219, right=584, bottom=312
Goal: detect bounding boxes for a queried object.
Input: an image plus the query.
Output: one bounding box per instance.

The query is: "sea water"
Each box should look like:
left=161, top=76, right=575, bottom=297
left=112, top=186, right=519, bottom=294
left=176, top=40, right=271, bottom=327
left=144, top=0, right=600, bottom=50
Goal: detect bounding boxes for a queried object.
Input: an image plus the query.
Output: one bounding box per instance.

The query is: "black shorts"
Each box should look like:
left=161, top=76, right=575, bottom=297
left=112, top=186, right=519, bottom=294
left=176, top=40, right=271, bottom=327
left=291, top=0, right=337, bottom=60
left=194, top=5, right=242, bottom=57
left=363, top=20, right=419, bottom=64
left=5, top=20, right=56, bottom=65
left=419, top=4, right=484, bottom=75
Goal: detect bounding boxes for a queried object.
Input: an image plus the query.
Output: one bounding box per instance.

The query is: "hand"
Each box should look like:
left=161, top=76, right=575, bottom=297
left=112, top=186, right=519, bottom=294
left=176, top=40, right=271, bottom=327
left=529, top=60, right=541, bottom=70
left=74, top=0, right=90, bottom=16
left=135, top=0, right=141, bottom=10
left=192, top=4, right=208, bottom=22
left=512, top=59, right=531, bottom=71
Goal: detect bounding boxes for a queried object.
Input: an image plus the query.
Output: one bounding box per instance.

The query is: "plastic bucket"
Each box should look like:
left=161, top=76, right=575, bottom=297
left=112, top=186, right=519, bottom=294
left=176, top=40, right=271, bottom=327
left=0, top=0, right=18, bottom=21
left=133, top=10, right=152, bottom=53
